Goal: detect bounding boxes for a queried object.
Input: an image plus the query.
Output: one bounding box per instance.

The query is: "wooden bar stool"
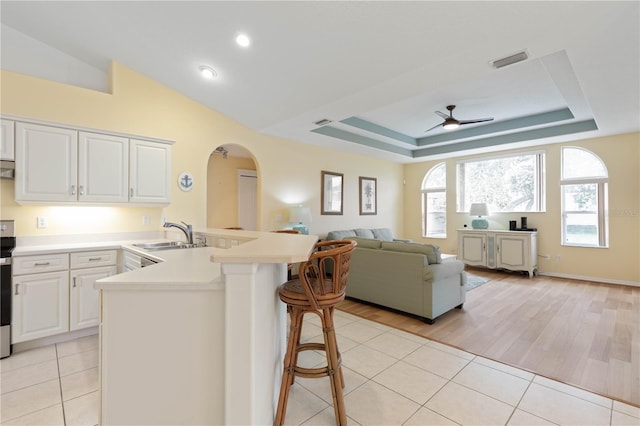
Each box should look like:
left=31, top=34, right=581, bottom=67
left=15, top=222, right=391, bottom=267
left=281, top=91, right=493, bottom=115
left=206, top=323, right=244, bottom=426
left=275, top=240, right=357, bottom=426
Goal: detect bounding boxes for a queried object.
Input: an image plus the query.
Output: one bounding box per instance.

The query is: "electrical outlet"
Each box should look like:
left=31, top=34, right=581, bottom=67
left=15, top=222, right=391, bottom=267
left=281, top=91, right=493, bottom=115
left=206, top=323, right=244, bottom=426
left=37, top=216, right=48, bottom=229
left=142, top=215, right=150, bottom=225
left=556, top=255, right=561, bottom=261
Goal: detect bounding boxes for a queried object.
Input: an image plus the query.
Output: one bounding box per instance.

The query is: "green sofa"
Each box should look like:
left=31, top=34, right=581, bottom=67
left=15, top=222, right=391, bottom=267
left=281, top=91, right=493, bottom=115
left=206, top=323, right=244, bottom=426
left=337, top=236, right=467, bottom=324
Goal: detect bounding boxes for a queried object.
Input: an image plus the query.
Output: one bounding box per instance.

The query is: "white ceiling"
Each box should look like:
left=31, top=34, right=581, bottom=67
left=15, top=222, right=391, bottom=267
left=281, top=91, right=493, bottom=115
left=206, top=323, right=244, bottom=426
left=1, top=1, right=638, bottom=163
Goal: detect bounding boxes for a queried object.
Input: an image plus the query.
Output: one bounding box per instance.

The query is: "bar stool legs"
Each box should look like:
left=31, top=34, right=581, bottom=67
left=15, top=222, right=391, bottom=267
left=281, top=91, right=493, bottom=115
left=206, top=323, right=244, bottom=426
left=274, top=307, right=347, bottom=425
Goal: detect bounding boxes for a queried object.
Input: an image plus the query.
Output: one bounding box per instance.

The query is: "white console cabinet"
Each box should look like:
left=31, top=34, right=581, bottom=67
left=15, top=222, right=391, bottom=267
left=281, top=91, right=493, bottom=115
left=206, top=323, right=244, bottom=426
left=457, top=229, right=538, bottom=277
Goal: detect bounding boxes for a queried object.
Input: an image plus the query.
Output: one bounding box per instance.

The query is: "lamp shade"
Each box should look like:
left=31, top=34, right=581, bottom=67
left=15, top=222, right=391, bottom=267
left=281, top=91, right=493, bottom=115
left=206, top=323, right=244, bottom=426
left=469, top=203, right=489, bottom=217
left=469, top=203, right=489, bottom=229
left=289, top=206, right=312, bottom=234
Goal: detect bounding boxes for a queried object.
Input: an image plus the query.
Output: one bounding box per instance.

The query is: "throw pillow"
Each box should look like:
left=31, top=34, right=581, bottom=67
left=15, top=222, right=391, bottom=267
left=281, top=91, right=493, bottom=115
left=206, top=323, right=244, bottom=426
left=380, top=241, right=442, bottom=264
left=372, top=228, right=394, bottom=241
left=327, top=230, right=357, bottom=240
left=355, top=228, right=375, bottom=239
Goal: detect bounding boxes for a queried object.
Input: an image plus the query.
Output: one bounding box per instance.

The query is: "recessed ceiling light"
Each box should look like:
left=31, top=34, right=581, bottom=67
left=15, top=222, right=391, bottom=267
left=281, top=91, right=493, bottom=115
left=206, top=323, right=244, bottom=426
left=235, top=33, right=251, bottom=48
left=199, top=65, right=218, bottom=79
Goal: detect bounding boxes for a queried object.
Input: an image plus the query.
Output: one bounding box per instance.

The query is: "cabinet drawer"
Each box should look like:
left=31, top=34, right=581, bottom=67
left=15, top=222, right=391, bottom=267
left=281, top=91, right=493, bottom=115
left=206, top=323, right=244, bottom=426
left=71, top=250, right=117, bottom=269
left=13, top=253, right=69, bottom=275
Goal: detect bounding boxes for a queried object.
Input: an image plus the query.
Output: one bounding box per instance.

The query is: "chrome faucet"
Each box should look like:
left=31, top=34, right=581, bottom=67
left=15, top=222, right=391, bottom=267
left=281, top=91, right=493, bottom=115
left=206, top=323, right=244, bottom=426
left=163, top=220, right=193, bottom=244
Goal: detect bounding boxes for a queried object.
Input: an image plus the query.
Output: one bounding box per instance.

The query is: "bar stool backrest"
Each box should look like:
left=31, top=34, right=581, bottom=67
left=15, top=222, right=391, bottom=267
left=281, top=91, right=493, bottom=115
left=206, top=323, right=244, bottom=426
left=298, top=240, right=357, bottom=310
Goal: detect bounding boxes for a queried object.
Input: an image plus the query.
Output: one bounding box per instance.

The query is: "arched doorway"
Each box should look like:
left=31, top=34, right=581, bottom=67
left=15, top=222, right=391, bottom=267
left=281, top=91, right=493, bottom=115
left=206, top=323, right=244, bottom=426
left=206, top=144, right=259, bottom=230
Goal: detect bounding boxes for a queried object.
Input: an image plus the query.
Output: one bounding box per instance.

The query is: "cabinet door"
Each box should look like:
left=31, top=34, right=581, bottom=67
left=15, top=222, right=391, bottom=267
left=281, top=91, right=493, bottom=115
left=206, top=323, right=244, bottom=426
left=129, top=139, right=171, bottom=204
left=12, top=271, right=69, bottom=343
left=496, top=234, right=528, bottom=270
left=459, top=233, right=486, bottom=266
left=122, top=250, right=142, bottom=272
left=78, top=132, right=128, bottom=202
left=70, top=265, right=116, bottom=330
left=1, top=119, right=15, bottom=161
left=15, top=123, right=78, bottom=202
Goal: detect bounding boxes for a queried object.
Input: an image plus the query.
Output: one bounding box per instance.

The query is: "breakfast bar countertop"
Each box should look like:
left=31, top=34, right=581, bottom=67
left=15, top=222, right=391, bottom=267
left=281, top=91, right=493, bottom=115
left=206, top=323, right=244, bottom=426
left=12, top=228, right=317, bottom=290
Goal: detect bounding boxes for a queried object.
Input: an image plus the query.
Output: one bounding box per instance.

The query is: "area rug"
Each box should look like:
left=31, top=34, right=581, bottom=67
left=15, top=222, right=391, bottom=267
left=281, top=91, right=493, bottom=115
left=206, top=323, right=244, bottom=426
left=465, top=273, right=490, bottom=291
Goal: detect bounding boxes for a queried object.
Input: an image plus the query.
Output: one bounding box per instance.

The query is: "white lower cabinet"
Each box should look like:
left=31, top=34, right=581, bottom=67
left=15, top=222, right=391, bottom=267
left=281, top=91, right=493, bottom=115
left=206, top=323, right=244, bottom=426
left=12, top=250, right=117, bottom=343
left=121, top=250, right=142, bottom=272
left=13, top=255, right=70, bottom=343
left=457, top=229, right=538, bottom=277
left=70, top=250, right=117, bottom=330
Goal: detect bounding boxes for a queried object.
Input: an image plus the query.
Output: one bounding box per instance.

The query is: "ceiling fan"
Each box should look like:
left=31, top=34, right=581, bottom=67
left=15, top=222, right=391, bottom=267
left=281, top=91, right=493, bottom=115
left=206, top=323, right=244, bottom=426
left=426, top=105, right=494, bottom=132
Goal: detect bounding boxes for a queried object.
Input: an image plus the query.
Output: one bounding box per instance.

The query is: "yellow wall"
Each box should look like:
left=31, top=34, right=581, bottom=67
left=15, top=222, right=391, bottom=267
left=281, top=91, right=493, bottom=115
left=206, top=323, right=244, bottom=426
left=2, top=64, right=637, bottom=283
left=0, top=64, right=404, bottom=237
left=404, top=133, right=640, bottom=283
left=207, top=153, right=257, bottom=228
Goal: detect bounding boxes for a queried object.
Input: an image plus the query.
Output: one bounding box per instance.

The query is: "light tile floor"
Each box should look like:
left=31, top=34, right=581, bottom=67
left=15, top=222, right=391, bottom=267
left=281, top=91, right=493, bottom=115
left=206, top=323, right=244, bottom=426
left=1, top=311, right=639, bottom=425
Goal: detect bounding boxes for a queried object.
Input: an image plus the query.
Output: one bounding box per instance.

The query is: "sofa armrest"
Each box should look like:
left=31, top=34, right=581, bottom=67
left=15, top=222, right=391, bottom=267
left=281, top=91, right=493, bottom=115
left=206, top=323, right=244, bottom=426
left=429, top=260, right=465, bottom=281
left=393, top=238, right=413, bottom=243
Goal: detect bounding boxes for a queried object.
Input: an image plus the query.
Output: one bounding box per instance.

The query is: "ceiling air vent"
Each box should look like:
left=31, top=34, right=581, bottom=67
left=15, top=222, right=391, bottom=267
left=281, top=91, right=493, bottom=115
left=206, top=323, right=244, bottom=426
left=313, top=119, right=333, bottom=126
left=491, top=51, right=528, bottom=69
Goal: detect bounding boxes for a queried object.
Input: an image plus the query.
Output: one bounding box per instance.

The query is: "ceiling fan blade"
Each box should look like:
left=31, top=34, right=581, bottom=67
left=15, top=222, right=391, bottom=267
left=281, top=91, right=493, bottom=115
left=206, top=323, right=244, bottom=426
left=434, top=110, right=449, bottom=119
left=425, top=122, right=443, bottom=132
left=459, top=118, right=494, bottom=125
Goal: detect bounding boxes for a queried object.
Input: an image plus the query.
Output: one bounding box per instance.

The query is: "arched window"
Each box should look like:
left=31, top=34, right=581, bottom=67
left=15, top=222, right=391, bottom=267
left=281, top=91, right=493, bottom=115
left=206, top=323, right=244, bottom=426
left=421, top=163, right=446, bottom=238
left=561, top=147, right=608, bottom=247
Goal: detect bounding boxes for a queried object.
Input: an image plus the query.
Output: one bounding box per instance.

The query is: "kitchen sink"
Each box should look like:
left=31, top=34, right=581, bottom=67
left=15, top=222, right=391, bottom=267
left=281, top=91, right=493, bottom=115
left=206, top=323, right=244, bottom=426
left=133, top=241, right=203, bottom=251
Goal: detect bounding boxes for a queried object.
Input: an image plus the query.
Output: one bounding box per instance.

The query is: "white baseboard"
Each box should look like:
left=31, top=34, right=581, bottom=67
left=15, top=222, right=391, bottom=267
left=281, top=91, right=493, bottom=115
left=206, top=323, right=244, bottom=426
left=537, top=271, right=640, bottom=288
left=12, top=327, right=98, bottom=353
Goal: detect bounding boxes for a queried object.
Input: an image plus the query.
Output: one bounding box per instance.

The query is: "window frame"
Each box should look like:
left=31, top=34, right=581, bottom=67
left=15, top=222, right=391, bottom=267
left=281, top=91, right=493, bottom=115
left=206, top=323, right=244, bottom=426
left=560, top=147, right=608, bottom=248
left=456, top=150, right=546, bottom=213
left=421, top=163, right=447, bottom=238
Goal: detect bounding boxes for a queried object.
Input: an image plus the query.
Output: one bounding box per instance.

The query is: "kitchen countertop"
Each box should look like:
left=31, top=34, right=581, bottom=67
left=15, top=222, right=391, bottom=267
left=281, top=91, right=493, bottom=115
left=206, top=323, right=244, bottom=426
left=13, top=228, right=318, bottom=291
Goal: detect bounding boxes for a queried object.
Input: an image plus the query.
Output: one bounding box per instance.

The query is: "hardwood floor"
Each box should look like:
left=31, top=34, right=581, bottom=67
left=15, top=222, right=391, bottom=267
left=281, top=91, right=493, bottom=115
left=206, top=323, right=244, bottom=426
left=337, top=267, right=640, bottom=407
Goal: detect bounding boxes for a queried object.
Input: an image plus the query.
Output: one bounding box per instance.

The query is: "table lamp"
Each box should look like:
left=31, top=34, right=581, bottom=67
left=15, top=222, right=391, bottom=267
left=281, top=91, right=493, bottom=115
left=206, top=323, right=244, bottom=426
left=469, top=203, right=489, bottom=229
left=289, top=206, right=312, bottom=235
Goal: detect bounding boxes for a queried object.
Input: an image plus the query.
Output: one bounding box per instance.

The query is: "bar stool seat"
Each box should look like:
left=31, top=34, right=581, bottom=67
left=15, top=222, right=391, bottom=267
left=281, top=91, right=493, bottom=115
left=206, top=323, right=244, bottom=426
left=275, top=240, right=357, bottom=426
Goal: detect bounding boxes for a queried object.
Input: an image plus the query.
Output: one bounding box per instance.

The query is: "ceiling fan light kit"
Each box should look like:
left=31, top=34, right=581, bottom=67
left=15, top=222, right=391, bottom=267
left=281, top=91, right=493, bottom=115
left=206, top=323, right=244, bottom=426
left=443, top=120, right=459, bottom=130
left=426, top=105, right=494, bottom=133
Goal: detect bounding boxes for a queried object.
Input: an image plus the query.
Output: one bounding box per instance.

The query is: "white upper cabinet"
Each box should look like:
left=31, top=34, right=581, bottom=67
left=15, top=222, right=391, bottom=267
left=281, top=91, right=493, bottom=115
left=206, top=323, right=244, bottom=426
left=1, top=119, right=15, bottom=161
left=13, top=119, right=172, bottom=205
left=15, top=122, right=78, bottom=202
left=129, top=139, right=171, bottom=204
left=78, top=132, right=129, bottom=202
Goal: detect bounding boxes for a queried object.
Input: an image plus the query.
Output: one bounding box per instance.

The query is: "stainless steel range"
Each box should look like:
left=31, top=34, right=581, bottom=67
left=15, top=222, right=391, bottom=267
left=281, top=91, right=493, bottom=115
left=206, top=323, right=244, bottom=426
left=1, top=220, right=16, bottom=358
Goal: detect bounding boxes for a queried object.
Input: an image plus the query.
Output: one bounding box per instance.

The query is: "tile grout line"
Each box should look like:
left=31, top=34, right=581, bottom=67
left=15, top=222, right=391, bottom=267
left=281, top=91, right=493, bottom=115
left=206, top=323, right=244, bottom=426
left=54, top=343, right=67, bottom=426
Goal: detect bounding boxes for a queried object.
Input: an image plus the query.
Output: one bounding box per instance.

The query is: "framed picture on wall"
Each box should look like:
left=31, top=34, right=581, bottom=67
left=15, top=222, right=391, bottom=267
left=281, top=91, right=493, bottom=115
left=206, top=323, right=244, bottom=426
left=359, top=176, right=377, bottom=215
left=321, top=171, right=343, bottom=215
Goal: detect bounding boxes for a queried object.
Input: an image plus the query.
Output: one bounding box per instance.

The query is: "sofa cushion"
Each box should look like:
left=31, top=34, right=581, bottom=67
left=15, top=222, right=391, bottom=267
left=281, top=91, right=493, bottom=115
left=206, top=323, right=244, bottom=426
left=380, top=241, right=442, bottom=264
left=327, top=230, right=357, bottom=240
left=371, top=228, right=394, bottom=241
left=354, top=228, right=375, bottom=239
left=346, top=237, right=382, bottom=249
